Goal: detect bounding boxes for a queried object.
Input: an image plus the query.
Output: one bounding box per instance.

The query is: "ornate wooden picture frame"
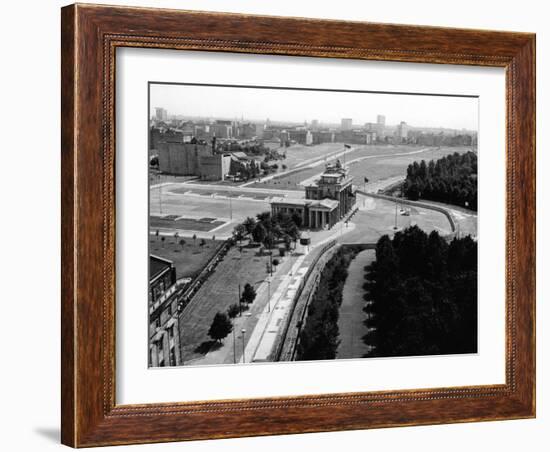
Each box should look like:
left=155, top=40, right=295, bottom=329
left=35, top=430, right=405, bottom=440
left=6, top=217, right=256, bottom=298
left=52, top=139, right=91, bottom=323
left=61, top=3, right=535, bottom=447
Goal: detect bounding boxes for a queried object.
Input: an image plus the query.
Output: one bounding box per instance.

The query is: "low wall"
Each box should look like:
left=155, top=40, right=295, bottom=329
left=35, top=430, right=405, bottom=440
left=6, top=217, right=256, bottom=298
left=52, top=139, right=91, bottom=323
left=272, top=240, right=337, bottom=362
left=177, top=240, right=232, bottom=314
left=276, top=243, right=375, bottom=362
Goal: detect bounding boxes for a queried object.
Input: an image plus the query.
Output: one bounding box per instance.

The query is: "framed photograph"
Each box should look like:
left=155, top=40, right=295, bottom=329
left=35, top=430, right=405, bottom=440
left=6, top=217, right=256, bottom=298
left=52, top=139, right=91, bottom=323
left=61, top=4, right=536, bottom=447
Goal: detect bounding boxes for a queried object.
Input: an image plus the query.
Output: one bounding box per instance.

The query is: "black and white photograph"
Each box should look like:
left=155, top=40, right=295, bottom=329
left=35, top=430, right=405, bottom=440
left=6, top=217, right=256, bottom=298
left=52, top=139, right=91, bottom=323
left=147, top=83, right=479, bottom=367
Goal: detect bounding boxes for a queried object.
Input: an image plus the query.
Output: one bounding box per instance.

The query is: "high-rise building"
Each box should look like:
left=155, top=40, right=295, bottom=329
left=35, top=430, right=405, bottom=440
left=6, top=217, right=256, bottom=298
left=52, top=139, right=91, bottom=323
left=395, top=121, right=409, bottom=142
left=311, top=119, right=319, bottom=130
left=376, top=115, right=386, bottom=138
left=341, top=118, right=353, bottom=131
left=155, top=107, right=168, bottom=121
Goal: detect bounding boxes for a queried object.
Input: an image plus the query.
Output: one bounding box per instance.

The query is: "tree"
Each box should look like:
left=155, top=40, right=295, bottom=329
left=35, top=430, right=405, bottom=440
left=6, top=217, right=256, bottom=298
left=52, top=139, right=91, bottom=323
left=179, top=238, right=186, bottom=250
left=192, top=234, right=197, bottom=246
left=243, top=217, right=256, bottom=234
left=233, top=224, right=246, bottom=245
left=291, top=212, right=303, bottom=228
left=155, top=229, right=159, bottom=241
left=200, top=238, right=206, bottom=247
left=161, top=236, right=165, bottom=248
left=227, top=304, right=240, bottom=319
left=263, top=232, right=275, bottom=249
left=252, top=222, right=267, bottom=244
left=241, top=283, right=257, bottom=304
left=173, top=232, right=179, bottom=244
left=272, top=258, right=280, bottom=268
left=208, top=312, right=233, bottom=343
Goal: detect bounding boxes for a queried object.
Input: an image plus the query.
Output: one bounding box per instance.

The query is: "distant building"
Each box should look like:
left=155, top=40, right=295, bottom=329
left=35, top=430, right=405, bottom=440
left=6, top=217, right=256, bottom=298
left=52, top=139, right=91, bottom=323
left=365, top=131, right=377, bottom=144
left=155, top=107, right=168, bottom=121
left=149, top=255, right=181, bottom=367
left=198, top=153, right=232, bottom=181
left=255, top=123, right=265, bottom=138
left=271, top=158, right=355, bottom=229
left=157, top=141, right=212, bottom=175
left=341, top=118, right=353, bottom=131
left=211, top=120, right=233, bottom=139
left=376, top=114, right=386, bottom=138
left=395, top=121, right=409, bottom=143
left=311, top=119, right=319, bottom=131
left=305, top=130, right=313, bottom=145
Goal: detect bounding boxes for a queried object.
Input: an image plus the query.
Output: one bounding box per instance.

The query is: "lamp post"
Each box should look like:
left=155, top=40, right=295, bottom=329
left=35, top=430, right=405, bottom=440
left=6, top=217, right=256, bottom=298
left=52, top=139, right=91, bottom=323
left=266, top=278, right=271, bottom=313
left=241, top=329, right=246, bottom=363
left=232, top=327, right=237, bottom=364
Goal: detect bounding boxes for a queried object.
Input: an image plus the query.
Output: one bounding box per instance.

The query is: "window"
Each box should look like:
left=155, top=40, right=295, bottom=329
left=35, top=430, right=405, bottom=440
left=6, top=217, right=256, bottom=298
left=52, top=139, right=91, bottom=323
left=169, top=347, right=177, bottom=366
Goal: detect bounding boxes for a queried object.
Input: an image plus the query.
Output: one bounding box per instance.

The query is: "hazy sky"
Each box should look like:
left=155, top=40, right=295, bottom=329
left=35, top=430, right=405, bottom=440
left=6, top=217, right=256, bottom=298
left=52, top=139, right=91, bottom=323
left=150, top=83, right=478, bottom=130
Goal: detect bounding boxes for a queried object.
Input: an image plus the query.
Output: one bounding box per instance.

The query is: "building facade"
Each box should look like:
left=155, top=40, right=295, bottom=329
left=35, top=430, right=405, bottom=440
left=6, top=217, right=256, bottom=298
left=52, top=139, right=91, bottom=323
left=149, top=255, right=182, bottom=367
left=341, top=118, right=353, bottom=131
left=157, top=141, right=212, bottom=175
left=271, top=159, right=355, bottom=230
left=155, top=107, right=168, bottom=121
left=198, top=153, right=232, bottom=181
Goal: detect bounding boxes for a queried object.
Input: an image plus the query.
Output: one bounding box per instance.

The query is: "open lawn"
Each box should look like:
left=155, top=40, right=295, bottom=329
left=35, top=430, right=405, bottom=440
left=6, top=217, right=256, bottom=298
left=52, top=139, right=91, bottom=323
left=150, top=216, right=225, bottom=232
left=149, top=236, right=225, bottom=280
left=150, top=188, right=271, bottom=232
left=247, top=145, right=473, bottom=191
left=336, top=249, right=375, bottom=359
left=179, top=245, right=274, bottom=362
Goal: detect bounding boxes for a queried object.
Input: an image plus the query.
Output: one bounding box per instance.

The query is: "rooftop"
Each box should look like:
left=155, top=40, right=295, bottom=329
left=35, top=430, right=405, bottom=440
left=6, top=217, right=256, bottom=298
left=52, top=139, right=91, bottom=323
left=270, top=197, right=309, bottom=207
left=270, top=197, right=339, bottom=211
left=149, top=255, right=173, bottom=281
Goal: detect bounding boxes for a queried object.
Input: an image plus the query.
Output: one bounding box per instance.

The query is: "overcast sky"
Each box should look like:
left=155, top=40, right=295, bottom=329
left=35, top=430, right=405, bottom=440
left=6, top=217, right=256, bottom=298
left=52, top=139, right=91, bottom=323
left=150, top=83, right=478, bottom=131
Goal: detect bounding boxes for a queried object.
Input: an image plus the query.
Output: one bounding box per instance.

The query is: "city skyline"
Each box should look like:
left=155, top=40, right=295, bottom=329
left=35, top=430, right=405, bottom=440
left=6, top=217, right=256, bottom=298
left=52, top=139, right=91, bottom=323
left=150, top=83, right=478, bottom=131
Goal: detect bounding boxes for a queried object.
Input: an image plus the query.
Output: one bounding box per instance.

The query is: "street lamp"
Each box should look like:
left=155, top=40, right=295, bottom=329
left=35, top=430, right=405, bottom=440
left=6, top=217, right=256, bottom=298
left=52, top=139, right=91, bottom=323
left=241, top=329, right=246, bottom=363
left=232, top=327, right=237, bottom=364
left=266, top=278, right=271, bottom=313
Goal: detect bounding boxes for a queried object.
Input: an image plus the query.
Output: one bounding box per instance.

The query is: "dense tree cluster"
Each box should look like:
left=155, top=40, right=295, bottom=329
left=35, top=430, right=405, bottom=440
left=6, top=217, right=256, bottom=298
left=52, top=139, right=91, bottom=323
left=363, top=226, right=477, bottom=357
left=296, top=246, right=361, bottom=361
left=235, top=211, right=301, bottom=250
left=403, top=152, right=478, bottom=211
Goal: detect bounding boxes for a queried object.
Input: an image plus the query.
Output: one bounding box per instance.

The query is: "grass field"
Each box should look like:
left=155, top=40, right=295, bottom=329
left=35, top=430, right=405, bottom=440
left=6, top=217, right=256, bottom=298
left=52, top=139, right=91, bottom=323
left=247, top=145, right=473, bottom=191
left=150, top=216, right=225, bottom=232
left=149, top=236, right=225, bottom=280
left=179, top=245, right=272, bottom=362
left=336, top=249, right=375, bottom=359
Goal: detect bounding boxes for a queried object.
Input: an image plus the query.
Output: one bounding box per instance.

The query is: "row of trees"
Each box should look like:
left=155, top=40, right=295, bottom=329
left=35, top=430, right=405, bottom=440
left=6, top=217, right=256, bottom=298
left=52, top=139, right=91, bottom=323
left=363, top=226, right=477, bottom=357
left=403, top=151, right=478, bottom=211
left=296, top=246, right=360, bottom=361
left=233, top=211, right=301, bottom=251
